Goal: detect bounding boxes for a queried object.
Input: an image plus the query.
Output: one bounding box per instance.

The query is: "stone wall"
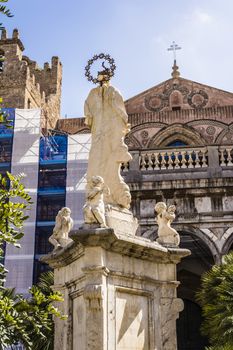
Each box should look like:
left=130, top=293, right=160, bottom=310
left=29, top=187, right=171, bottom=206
left=0, top=29, right=62, bottom=128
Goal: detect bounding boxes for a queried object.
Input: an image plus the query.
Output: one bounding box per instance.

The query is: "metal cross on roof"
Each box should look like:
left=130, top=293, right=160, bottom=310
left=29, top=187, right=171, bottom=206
left=167, top=41, right=182, bottom=61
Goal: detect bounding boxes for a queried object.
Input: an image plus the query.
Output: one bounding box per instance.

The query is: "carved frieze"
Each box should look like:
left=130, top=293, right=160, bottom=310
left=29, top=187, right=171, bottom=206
left=145, top=93, right=168, bottom=112
left=188, top=120, right=226, bottom=144
left=187, top=90, right=209, bottom=109
left=206, top=125, right=216, bottom=135
left=144, top=83, right=209, bottom=112
left=144, top=83, right=189, bottom=112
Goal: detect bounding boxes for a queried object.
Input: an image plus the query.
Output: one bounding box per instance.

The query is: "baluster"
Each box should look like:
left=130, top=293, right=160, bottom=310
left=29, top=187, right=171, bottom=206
left=167, top=151, right=174, bottom=169
left=185, top=150, right=193, bottom=169
left=140, top=154, right=146, bottom=170
left=174, top=151, right=180, bottom=168
left=160, top=152, right=167, bottom=169
left=227, top=148, right=233, bottom=166
left=154, top=152, right=160, bottom=170
left=202, top=149, right=208, bottom=168
left=187, top=151, right=195, bottom=169
left=147, top=153, right=153, bottom=170
left=181, top=151, right=187, bottom=168
left=194, top=150, right=201, bottom=168
left=144, top=153, right=149, bottom=169
left=219, top=149, right=226, bottom=166
left=150, top=153, right=155, bottom=169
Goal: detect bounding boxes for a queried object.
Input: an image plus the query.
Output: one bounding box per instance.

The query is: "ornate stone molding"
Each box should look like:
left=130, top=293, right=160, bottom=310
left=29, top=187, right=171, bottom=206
left=144, top=83, right=189, bottom=112
left=74, top=228, right=189, bottom=263
left=40, top=240, right=84, bottom=268
left=124, top=133, right=141, bottom=148
left=83, top=284, right=104, bottom=311
left=187, top=90, right=209, bottom=109
left=216, top=123, right=233, bottom=144
left=187, top=119, right=228, bottom=128
left=145, top=93, right=168, bottom=112
left=148, top=123, right=205, bottom=147
left=144, top=83, right=209, bottom=113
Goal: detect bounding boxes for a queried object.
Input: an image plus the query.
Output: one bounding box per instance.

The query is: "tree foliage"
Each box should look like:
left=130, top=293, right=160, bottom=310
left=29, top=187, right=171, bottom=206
left=197, top=252, right=233, bottom=349
left=0, top=271, right=63, bottom=350
left=0, top=172, right=31, bottom=287
left=0, top=98, right=13, bottom=127
left=0, top=172, right=65, bottom=349
left=206, top=345, right=233, bottom=350
left=0, top=0, right=13, bottom=30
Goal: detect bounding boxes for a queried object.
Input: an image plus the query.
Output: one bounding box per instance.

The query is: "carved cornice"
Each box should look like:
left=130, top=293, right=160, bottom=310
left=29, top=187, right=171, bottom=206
left=42, top=227, right=190, bottom=268
left=40, top=240, right=84, bottom=268
left=128, top=105, right=233, bottom=128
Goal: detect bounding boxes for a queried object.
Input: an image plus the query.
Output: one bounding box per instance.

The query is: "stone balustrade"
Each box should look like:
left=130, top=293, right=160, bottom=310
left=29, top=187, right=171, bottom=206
left=219, top=146, right=233, bottom=167
left=140, top=147, right=208, bottom=171
left=121, top=145, right=233, bottom=174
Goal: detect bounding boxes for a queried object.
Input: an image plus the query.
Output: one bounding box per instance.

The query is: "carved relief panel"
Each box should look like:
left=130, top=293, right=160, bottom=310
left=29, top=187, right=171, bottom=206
left=116, top=291, right=150, bottom=349
left=144, top=82, right=209, bottom=113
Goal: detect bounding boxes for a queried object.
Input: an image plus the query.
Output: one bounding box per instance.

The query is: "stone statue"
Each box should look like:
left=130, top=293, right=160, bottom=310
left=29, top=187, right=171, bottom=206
left=84, top=68, right=132, bottom=209
left=49, top=207, right=73, bottom=250
left=154, top=202, right=180, bottom=247
left=83, top=175, right=109, bottom=227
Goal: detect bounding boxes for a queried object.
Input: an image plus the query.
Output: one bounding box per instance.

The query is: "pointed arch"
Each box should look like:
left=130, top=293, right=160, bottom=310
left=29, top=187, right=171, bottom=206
left=216, top=123, right=233, bottom=144
left=175, top=224, right=220, bottom=263
left=221, top=227, right=233, bottom=255
left=148, top=124, right=205, bottom=148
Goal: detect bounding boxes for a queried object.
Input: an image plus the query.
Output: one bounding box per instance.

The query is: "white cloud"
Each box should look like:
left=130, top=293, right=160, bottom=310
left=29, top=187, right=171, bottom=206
left=194, top=10, right=213, bottom=24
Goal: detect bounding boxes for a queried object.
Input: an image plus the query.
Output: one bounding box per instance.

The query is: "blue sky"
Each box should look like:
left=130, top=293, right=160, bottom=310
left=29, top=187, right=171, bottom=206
left=2, top=0, right=233, bottom=117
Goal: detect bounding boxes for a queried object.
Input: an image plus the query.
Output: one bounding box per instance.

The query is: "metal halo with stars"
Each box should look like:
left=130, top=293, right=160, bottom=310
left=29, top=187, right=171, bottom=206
left=84, top=53, right=116, bottom=84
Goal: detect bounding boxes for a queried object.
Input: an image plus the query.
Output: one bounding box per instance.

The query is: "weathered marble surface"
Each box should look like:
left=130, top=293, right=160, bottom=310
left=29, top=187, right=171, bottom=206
left=42, top=227, right=190, bottom=350
left=83, top=175, right=108, bottom=227
left=48, top=207, right=73, bottom=250
left=155, top=202, right=180, bottom=247
left=84, top=81, right=132, bottom=209
left=105, top=205, right=138, bottom=236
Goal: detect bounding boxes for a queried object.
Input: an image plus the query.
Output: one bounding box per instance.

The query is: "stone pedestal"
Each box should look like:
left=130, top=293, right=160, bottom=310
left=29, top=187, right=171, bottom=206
left=42, top=228, right=190, bottom=350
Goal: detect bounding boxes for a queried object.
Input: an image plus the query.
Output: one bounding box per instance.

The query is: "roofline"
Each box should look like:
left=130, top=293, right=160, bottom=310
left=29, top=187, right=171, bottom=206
left=125, top=77, right=233, bottom=103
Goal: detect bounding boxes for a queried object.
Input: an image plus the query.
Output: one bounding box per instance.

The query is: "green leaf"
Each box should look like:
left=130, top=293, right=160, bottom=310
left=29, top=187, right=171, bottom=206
left=197, top=251, right=233, bottom=347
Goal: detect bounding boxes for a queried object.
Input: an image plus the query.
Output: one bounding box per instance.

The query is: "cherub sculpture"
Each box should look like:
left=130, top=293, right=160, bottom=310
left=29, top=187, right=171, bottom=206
left=49, top=207, right=73, bottom=250
left=83, top=175, right=109, bottom=227
left=154, top=202, right=180, bottom=247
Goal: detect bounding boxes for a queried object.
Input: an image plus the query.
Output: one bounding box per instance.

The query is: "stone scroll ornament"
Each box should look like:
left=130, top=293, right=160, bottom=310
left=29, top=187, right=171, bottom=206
left=84, top=54, right=132, bottom=210
left=155, top=202, right=180, bottom=247
left=49, top=207, right=73, bottom=250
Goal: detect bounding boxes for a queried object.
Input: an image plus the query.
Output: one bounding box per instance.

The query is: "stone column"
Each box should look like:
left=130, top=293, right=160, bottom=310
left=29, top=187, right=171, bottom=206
left=42, top=228, right=190, bottom=350
left=207, top=145, right=222, bottom=177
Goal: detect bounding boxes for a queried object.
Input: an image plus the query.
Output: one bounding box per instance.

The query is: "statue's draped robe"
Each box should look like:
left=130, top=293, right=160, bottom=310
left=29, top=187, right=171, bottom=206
left=84, top=84, right=132, bottom=209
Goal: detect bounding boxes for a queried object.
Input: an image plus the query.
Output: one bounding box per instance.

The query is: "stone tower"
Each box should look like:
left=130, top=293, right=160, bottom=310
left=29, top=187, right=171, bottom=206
left=0, top=28, right=62, bottom=128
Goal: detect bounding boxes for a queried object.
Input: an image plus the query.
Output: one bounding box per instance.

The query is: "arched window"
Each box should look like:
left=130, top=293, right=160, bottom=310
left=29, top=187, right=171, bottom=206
left=170, top=90, right=183, bottom=111
left=0, top=49, right=5, bottom=73
left=167, top=140, right=188, bottom=147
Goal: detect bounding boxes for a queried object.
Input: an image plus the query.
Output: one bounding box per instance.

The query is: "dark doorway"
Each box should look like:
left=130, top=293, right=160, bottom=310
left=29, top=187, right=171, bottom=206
left=177, top=299, right=208, bottom=350
left=177, top=231, right=214, bottom=350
